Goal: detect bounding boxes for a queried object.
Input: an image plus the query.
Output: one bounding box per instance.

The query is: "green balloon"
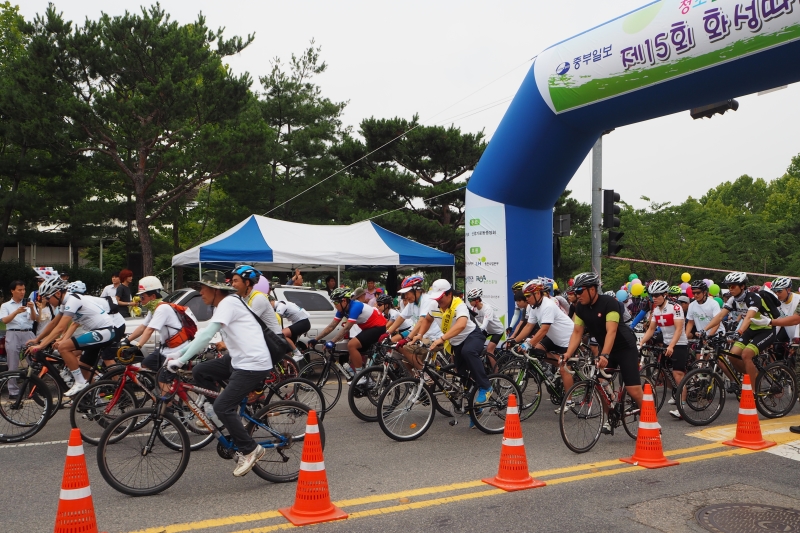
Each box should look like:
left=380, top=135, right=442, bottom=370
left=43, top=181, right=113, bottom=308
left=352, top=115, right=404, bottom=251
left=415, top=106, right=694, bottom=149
left=714, top=296, right=724, bottom=307
left=628, top=273, right=639, bottom=282
left=709, top=283, right=721, bottom=296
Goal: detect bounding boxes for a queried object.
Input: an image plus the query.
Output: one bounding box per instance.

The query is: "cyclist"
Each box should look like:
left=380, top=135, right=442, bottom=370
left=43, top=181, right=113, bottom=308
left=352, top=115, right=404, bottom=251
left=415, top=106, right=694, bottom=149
left=685, top=281, right=722, bottom=340
left=700, top=272, right=775, bottom=388
left=389, top=276, right=442, bottom=370
left=668, top=285, right=682, bottom=302
left=466, top=288, right=504, bottom=363
left=378, top=294, right=413, bottom=341
left=313, top=287, right=387, bottom=379
left=28, top=277, right=125, bottom=397
left=507, top=280, right=527, bottom=335
left=508, top=290, right=530, bottom=340
left=511, top=279, right=575, bottom=412
left=769, top=277, right=799, bottom=354
left=270, top=297, right=311, bottom=361
left=167, top=270, right=273, bottom=477
left=561, top=272, right=643, bottom=431
left=414, top=279, right=493, bottom=404
left=638, top=280, right=689, bottom=419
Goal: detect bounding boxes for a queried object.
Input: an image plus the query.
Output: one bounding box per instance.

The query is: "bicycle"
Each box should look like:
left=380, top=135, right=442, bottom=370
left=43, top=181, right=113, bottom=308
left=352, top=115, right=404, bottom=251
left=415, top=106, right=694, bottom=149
left=376, top=348, right=519, bottom=441
left=559, top=359, right=655, bottom=454
left=96, top=367, right=323, bottom=496
left=348, top=340, right=409, bottom=422
left=676, top=332, right=797, bottom=425
left=638, top=344, right=677, bottom=413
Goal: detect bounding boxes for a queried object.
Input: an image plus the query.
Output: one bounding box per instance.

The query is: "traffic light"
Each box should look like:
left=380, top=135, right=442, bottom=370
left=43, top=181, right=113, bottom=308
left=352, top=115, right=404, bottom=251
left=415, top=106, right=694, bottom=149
left=608, top=230, right=624, bottom=256
left=603, top=189, right=620, bottom=229
left=690, top=99, right=739, bottom=120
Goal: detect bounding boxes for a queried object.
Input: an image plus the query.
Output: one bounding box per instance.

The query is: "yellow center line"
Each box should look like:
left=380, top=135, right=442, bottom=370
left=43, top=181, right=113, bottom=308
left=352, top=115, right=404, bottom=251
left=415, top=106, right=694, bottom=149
left=124, top=439, right=782, bottom=533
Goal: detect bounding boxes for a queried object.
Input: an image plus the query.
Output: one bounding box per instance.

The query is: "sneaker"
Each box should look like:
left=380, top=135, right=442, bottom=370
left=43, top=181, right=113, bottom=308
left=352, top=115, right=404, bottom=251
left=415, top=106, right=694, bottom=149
left=554, top=400, right=575, bottom=414
left=790, top=426, right=800, bottom=434
left=669, top=409, right=682, bottom=420
left=601, top=421, right=612, bottom=434
left=667, top=397, right=676, bottom=405
left=475, top=387, right=492, bottom=404
left=64, top=381, right=89, bottom=397
left=233, top=446, right=266, bottom=477
left=469, top=417, right=476, bottom=429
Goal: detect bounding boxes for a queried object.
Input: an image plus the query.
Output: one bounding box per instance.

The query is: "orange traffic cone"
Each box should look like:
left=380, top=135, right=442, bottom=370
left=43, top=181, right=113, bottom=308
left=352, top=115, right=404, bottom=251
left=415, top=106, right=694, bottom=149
left=722, top=374, right=776, bottom=450
left=54, top=429, right=106, bottom=533
left=620, top=383, right=679, bottom=469
left=482, top=394, right=546, bottom=491
left=279, top=410, right=348, bottom=526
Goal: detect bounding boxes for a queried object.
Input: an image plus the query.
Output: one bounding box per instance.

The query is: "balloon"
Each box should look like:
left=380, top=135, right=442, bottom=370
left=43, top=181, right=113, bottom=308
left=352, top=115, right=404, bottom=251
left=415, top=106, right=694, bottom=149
left=681, top=272, right=691, bottom=283
left=680, top=282, right=690, bottom=290
left=714, top=296, right=724, bottom=307
left=631, top=278, right=642, bottom=285
left=616, top=290, right=628, bottom=302
left=631, top=284, right=644, bottom=297
left=568, top=278, right=574, bottom=287
left=709, top=283, right=720, bottom=296
left=553, top=282, right=559, bottom=290
left=628, top=273, right=639, bottom=282
left=253, top=276, right=270, bottom=294
left=764, top=281, right=772, bottom=289
left=686, top=287, right=693, bottom=299
left=704, top=279, right=713, bottom=287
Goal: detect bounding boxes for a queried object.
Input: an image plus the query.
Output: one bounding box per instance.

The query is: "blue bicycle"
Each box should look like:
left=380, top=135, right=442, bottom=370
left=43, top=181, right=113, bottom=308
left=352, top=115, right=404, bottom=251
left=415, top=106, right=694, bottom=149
left=96, top=369, right=323, bottom=496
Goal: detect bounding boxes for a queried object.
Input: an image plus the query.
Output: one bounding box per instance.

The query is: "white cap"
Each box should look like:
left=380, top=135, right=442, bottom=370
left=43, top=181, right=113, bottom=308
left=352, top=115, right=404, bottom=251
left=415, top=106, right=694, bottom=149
left=137, top=275, right=164, bottom=295
left=427, top=279, right=452, bottom=300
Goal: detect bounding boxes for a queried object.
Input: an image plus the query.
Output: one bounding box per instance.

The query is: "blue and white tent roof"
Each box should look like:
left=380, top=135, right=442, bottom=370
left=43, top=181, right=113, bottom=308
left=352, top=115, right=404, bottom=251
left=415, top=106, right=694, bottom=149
left=171, top=215, right=454, bottom=270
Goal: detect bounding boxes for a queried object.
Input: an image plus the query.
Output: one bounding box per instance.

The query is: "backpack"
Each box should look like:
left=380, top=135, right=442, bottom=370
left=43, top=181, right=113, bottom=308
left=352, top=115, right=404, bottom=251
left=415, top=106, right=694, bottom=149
left=758, top=290, right=782, bottom=321
left=235, top=296, right=292, bottom=356
left=159, top=302, right=198, bottom=349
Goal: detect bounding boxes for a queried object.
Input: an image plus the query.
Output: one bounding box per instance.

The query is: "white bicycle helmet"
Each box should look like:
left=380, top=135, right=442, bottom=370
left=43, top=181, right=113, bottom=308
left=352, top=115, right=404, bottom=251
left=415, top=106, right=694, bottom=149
left=466, top=288, right=483, bottom=300
left=724, top=272, right=748, bottom=286
left=772, top=277, right=792, bottom=291
left=67, top=281, right=87, bottom=294
left=647, top=280, right=670, bottom=295
left=573, top=272, right=600, bottom=289
left=40, top=278, right=68, bottom=298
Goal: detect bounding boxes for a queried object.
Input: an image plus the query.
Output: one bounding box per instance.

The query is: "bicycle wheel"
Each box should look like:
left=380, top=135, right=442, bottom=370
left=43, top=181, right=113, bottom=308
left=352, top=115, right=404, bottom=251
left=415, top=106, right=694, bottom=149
left=755, top=361, right=797, bottom=418
left=639, top=364, right=668, bottom=412
left=348, top=365, right=396, bottom=422
left=39, top=371, right=63, bottom=419
left=97, top=407, right=190, bottom=496
left=70, top=380, right=138, bottom=446
left=677, top=368, right=726, bottom=426
left=501, top=359, right=541, bottom=420
left=378, top=377, right=435, bottom=441
left=559, top=380, right=604, bottom=454
left=158, top=393, right=215, bottom=451
left=249, top=400, right=324, bottom=483
left=274, top=356, right=300, bottom=381
left=298, top=360, right=342, bottom=412
left=265, top=377, right=326, bottom=419
left=469, top=374, right=519, bottom=434
left=0, top=372, right=53, bottom=443
left=621, top=376, right=654, bottom=440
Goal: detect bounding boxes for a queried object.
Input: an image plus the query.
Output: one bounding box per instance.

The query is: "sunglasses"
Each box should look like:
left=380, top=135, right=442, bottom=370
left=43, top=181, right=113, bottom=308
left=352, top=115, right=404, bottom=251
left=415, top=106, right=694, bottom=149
left=651, top=293, right=666, bottom=298
left=574, top=287, right=586, bottom=295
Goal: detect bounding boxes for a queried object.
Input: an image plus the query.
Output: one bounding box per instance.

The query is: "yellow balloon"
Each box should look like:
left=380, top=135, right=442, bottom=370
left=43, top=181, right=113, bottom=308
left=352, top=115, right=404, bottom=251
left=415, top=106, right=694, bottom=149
left=681, top=272, right=691, bottom=283
left=553, top=282, right=559, bottom=290
left=631, top=284, right=644, bottom=296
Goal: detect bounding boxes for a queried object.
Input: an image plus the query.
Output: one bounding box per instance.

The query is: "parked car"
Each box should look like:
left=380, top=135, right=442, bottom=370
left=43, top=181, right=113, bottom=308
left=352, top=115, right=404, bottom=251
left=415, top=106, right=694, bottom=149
left=125, top=284, right=336, bottom=356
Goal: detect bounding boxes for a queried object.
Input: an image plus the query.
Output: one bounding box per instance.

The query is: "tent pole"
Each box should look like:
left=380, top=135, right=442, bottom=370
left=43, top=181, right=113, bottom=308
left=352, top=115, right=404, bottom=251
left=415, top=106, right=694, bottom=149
left=337, top=265, right=340, bottom=286
left=453, top=265, right=456, bottom=287
left=199, top=262, right=202, bottom=280
left=171, top=268, right=175, bottom=291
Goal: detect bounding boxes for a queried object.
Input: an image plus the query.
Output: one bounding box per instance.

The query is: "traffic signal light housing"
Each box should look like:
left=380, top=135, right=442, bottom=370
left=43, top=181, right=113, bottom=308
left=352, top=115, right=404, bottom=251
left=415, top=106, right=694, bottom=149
left=603, top=189, right=620, bottom=229
left=608, top=230, right=624, bottom=256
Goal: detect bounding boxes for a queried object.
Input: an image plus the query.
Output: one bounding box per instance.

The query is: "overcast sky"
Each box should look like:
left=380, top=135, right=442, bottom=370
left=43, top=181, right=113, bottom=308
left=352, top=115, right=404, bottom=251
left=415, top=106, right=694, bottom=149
left=20, top=0, right=800, bottom=209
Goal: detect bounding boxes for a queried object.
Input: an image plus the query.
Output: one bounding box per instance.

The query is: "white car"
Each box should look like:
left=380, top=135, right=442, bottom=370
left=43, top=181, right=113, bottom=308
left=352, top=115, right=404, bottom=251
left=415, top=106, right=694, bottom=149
left=125, top=285, right=337, bottom=355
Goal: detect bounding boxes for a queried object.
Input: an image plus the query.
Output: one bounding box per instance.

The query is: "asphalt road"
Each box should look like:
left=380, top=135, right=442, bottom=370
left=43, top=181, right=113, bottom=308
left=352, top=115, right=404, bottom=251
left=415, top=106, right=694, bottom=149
left=2, top=386, right=799, bottom=533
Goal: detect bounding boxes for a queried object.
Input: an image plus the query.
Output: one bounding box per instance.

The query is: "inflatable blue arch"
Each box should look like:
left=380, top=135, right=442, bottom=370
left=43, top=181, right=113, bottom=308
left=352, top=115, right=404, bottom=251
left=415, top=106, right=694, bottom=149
left=465, top=0, right=800, bottom=318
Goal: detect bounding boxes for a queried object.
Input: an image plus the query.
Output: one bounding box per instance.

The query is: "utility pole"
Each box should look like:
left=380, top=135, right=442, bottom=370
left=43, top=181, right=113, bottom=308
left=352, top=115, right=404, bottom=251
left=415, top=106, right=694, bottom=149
left=591, top=136, right=602, bottom=275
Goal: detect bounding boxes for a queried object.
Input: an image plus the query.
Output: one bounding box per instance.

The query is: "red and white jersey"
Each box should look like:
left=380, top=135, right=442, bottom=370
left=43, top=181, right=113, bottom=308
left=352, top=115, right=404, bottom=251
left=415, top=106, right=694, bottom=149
left=652, top=302, right=687, bottom=346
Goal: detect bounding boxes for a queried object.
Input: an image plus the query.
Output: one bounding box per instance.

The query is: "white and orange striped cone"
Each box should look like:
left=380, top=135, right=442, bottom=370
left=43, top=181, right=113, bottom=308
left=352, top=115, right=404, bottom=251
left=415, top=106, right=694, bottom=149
left=620, top=383, right=679, bottom=469
left=279, top=410, right=347, bottom=526
left=482, top=394, right=546, bottom=491
left=54, top=428, right=106, bottom=533
left=723, top=374, right=776, bottom=451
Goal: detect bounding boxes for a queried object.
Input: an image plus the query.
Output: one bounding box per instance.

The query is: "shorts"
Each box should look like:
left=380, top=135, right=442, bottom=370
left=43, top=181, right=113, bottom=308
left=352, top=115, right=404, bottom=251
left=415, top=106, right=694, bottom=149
left=355, top=325, right=387, bottom=351
left=540, top=336, right=568, bottom=355
left=486, top=333, right=502, bottom=345
left=286, top=318, right=311, bottom=342
left=606, top=347, right=641, bottom=387
left=734, top=328, right=775, bottom=355
left=398, top=329, right=411, bottom=339
left=76, top=325, right=124, bottom=368
left=589, top=337, right=598, bottom=347
left=667, top=344, right=689, bottom=372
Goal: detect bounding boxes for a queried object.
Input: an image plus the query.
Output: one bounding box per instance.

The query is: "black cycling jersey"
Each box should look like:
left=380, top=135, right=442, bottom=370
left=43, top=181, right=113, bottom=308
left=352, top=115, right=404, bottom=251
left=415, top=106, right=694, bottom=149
left=723, top=292, right=772, bottom=331
left=573, top=294, right=638, bottom=352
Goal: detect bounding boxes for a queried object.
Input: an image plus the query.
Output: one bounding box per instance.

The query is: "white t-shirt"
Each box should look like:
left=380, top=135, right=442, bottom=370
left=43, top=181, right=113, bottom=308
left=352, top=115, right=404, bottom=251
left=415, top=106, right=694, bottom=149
left=387, top=308, right=413, bottom=331
left=247, top=291, right=282, bottom=335
left=777, top=292, right=800, bottom=339
left=469, top=303, right=504, bottom=334
left=61, top=294, right=116, bottom=331
left=428, top=299, right=475, bottom=346
left=100, top=284, right=118, bottom=299
left=687, top=298, right=723, bottom=333
left=143, top=304, right=197, bottom=359
left=651, top=302, right=687, bottom=346
left=211, top=295, right=273, bottom=371
left=274, top=301, right=310, bottom=323
left=400, top=293, right=442, bottom=340
left=525, top=297, right=573, bottom=348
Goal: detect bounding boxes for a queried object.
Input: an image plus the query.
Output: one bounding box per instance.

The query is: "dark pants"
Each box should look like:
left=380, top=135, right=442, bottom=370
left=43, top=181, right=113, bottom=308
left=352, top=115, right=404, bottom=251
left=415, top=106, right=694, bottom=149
left=452, top=329, right=491, bottom=390
left=191, top=354, right=270, bottom=455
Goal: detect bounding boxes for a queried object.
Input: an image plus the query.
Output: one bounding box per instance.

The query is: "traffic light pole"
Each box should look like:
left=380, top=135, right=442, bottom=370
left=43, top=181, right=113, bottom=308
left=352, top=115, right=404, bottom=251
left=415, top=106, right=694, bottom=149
left=591, top=136, right=602, bottom=275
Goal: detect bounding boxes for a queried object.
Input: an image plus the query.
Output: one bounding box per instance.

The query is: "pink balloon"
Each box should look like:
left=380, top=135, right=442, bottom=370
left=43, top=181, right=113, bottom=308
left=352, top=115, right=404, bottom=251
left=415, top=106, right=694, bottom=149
left=253, top=276, right=270, bottom=294
left=631, top=279, right=642, bottom=285
left=680, top=282, right=690, bottom=290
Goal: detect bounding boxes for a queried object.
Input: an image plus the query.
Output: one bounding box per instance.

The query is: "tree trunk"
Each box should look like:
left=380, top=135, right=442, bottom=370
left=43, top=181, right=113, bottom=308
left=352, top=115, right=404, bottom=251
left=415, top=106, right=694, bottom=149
left=134, top=188, right=155, bottom=275
left=173, top=208, right=183, bottom=289
left=0, top=146, right=26, bottom=244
